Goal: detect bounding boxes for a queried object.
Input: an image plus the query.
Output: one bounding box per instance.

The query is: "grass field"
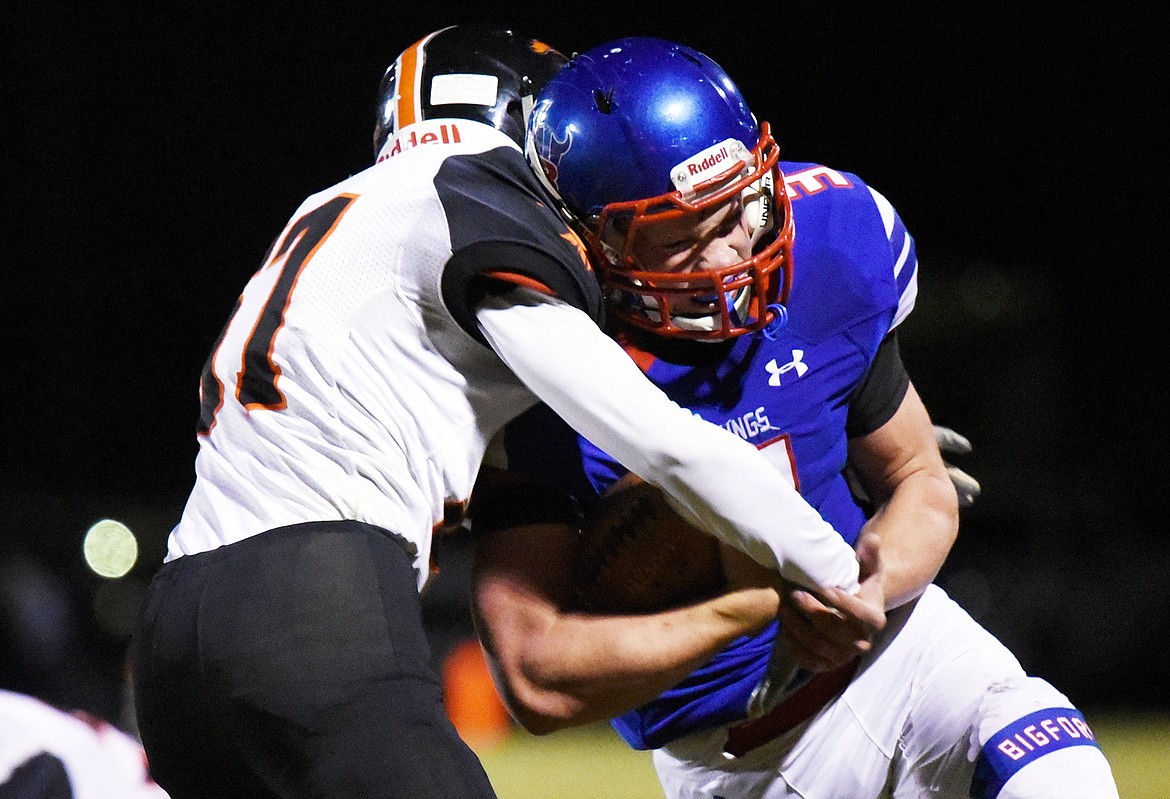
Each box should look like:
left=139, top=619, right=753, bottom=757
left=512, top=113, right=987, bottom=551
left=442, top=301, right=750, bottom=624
left=476, top=713, right=1169, bottom=799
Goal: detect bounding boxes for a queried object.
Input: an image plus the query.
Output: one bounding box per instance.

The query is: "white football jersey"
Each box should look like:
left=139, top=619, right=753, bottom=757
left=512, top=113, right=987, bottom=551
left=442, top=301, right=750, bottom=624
left=169, top=120, right=602, bottom=589
left=0, top=690, right=169, bottom=798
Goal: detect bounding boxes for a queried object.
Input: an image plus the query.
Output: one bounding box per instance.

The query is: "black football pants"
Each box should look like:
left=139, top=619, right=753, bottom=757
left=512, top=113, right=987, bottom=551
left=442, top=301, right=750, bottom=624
left=131, top=520, right=498, bottom=799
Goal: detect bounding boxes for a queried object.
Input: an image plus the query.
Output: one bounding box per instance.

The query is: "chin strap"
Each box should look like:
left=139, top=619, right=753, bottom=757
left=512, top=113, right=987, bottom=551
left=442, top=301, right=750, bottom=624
left=762, top=303, right=789, bottom=340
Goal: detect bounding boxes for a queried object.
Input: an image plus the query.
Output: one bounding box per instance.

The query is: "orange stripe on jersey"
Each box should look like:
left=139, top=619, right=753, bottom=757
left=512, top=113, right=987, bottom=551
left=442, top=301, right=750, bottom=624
left=480, top=269, right=557, bottom=296
left=616, top=330, right=658, bottom=374
left=560, top=230, right=593, bottom=272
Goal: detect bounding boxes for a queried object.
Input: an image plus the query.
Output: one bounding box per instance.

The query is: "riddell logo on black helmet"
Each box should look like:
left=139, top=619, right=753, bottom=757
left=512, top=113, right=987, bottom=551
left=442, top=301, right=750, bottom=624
left=377, top=122, right=463, bottom=162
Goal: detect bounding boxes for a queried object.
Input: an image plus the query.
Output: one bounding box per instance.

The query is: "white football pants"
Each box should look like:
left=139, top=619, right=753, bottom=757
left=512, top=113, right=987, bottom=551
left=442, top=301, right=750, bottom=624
left=651, top=585, right=1118, bottom=799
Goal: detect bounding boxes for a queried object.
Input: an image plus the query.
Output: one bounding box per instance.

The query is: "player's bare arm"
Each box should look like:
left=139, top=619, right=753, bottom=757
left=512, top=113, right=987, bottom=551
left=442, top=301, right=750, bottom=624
left=776, top=381, right=959, bottom=673
left=470, top=509, right=780, bottom=734
left=847, top=380, right=959, bottom=609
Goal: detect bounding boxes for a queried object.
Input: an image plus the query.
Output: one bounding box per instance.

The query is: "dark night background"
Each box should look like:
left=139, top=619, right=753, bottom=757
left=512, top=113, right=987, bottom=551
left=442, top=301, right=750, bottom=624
left=3, top=3, right=1166, bottom=728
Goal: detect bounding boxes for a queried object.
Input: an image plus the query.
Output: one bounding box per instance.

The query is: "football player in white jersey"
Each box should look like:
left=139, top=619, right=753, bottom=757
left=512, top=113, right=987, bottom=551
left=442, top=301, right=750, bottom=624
left=0, top=689, right=169, bottom=798
left=130, top=26, right=884, bottom=799
left=468, top=38, right=1120, bottom=799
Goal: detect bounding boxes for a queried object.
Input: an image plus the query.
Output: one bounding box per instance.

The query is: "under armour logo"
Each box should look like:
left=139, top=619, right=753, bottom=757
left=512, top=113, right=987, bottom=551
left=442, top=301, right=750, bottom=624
left=765, top=350, right=808, bottom=386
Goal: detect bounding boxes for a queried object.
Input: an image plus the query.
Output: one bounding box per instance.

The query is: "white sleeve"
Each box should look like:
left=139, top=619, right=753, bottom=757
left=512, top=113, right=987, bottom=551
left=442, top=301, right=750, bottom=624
left=476, top=287, right=860, bottom=593
left=867, top=185, right=918, bottom=330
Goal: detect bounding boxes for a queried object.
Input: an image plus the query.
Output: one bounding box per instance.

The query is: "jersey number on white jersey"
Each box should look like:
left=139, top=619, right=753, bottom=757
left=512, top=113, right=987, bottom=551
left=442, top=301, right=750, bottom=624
left=197, top=194, right=358, bottom=434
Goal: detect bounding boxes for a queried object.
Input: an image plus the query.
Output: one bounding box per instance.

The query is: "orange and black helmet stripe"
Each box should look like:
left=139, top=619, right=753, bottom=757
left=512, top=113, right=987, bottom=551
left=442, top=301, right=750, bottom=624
left=372, top=26, right=568, bottom=158
left=393, top=41, right=419, bottom=130
left=393, top=27, right=447, bottom=131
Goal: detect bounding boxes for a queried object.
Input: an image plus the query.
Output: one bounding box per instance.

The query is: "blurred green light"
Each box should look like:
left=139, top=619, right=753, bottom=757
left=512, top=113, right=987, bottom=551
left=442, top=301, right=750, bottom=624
left=83, top=519, right=138, bottom=578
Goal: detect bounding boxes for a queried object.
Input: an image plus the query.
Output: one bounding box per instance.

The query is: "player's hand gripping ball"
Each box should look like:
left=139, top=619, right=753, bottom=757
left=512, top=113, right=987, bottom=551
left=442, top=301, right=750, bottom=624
left=572, top=474, right=728, bottom=613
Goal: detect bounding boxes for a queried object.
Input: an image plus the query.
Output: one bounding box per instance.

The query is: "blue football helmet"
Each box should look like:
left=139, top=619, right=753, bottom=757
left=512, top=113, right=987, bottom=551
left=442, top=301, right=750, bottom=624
left=526, top=37, right=793, bottom=340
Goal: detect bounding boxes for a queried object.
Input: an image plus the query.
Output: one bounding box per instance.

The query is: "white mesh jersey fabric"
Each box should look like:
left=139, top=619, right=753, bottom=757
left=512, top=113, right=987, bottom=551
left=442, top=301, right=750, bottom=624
left=168, top=121, right=544, bottom=591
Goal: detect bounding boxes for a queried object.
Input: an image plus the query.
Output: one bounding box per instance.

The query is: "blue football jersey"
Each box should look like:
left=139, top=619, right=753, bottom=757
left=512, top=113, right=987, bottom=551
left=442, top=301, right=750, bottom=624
left=500, top=163, right=918, bottom=749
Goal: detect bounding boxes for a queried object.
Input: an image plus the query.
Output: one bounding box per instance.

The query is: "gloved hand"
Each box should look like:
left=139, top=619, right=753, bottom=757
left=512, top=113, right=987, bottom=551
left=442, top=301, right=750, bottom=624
left=933, top=425, right=980, bottom=508
left=846, top=425, right=981, bottom=509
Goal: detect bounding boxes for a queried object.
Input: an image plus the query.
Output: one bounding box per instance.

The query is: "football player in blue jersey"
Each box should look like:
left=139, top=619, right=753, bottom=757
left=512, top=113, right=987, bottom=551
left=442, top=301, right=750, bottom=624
left=469, top=37, right=1119, bottom=799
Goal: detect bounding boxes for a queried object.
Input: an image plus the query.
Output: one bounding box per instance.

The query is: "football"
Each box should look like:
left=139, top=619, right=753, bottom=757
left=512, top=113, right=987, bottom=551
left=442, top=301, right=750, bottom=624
left=572, top=473, right=728, bottom=613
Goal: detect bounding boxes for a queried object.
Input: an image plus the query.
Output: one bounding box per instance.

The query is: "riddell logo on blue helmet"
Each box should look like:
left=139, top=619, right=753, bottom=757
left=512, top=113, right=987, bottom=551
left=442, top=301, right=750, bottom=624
left=688, top=147, right=729, bottom=176
left=672, top=139, right=752, bottom=196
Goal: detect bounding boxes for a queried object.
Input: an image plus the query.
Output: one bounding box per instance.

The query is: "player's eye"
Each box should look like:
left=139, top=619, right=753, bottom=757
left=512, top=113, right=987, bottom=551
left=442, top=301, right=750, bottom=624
left=715, top=200, right=744, bottom=237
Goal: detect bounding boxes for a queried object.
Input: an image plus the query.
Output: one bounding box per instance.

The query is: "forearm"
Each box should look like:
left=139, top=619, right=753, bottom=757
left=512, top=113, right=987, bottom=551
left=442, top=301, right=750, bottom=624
left=476, top=586, right=775, bottom=733
left=848, top=382, right=959, bottom=609
left=470, top=520, right=778, bottom=734
left=862, top=469, right=957, bottom=608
